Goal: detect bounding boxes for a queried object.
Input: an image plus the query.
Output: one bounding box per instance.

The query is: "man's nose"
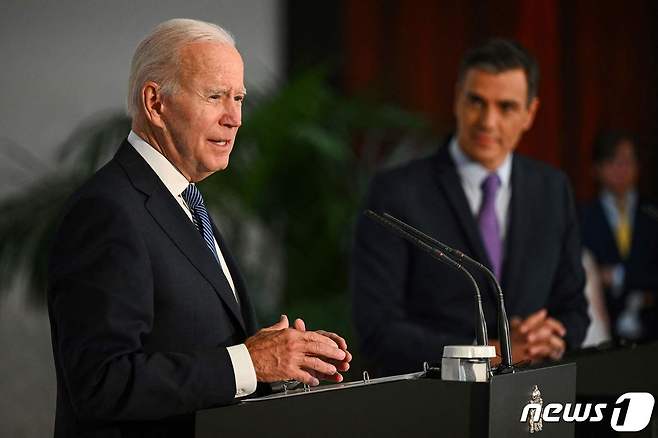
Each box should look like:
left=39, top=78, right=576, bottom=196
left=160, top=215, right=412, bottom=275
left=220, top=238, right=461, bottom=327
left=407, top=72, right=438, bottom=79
left=478, top=106, right=497, bottom=129
left=220, top=101, right=242, bottom=128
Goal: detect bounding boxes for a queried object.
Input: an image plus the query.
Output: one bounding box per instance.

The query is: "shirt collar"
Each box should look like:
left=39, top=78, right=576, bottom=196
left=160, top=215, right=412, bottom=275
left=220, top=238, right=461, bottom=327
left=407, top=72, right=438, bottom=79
left=127, top=130, right=190, bottom=198
left=600, top=189, right=638, bottom=212
left=448, top=136, right=513, bottom=189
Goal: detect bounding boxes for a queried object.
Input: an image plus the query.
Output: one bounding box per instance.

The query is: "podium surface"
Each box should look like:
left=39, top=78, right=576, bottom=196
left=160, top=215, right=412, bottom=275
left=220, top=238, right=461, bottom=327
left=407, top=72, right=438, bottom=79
left=196, top=364, right=575, bottom=437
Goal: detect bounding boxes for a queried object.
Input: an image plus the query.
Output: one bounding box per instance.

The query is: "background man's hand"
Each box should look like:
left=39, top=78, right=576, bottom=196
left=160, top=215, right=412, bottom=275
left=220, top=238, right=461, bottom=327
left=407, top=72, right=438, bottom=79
left=245, top=315, right=352, bottom=386
left=491, top=308, right=566, bottom=365
left=511, top=308, right=566, bottom=362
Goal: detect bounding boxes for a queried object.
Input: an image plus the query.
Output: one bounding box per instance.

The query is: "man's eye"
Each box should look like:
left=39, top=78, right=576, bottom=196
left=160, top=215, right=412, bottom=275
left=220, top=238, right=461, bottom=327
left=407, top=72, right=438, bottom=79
left=467, top=96, right=483, bottom=107
left=500, top=104, right=518, bottom=114
left=235, top=95, right=245, bottom=103
left=209, top=95, right=221, bottom=100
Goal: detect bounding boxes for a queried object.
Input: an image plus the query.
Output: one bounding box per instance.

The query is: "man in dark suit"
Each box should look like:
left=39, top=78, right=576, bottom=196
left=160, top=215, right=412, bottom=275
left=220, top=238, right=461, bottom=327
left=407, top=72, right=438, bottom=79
left=48, top=19, right=351, bottom=437
left=581, top=131, right=658, bottom=342
left=352, top=39, right=589, bottom=376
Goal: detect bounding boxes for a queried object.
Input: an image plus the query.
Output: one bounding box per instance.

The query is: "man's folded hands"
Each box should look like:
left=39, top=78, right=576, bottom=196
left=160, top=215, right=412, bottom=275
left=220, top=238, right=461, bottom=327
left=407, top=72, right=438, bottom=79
left=245, top=315, right=352, bottom=386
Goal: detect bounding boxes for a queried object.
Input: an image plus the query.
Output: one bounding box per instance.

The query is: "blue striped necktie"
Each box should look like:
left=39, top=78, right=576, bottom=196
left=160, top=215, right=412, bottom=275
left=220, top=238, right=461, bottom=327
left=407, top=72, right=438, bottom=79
left=182, top=183, right=220, bottom=264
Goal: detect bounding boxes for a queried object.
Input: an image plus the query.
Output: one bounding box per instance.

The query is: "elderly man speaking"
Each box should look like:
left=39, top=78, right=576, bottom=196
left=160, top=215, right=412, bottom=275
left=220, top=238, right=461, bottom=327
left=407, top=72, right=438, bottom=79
left=47, top=19, right=351, bottom=438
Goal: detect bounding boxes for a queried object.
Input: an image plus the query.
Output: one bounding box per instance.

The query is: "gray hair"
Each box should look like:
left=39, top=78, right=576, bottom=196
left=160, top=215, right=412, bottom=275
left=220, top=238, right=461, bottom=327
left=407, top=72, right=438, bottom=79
left=127, top=18, right=235, bottom=117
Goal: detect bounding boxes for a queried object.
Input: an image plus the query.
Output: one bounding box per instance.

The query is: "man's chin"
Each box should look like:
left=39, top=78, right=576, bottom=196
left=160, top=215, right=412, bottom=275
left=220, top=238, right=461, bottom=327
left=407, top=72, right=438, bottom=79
left=464, top=148, right=506, bottom=169
left=470, top=136, right=500, bottom=150
left=463, top=144, right=495, bottom=160
left=192, top=160, right=230, bottom=181
left=211, top=158, right=231, bottom=173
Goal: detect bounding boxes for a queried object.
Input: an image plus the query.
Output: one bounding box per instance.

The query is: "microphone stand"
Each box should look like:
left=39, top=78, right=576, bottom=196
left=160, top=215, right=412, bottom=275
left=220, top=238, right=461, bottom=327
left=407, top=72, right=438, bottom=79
left=366, top=210, right=514, bottom=372
left=364, top=210, right=488, bottom=347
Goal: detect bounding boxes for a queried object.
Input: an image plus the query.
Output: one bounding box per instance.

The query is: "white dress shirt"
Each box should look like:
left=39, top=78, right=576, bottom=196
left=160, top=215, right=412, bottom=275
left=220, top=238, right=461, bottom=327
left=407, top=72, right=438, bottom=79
left=599, top=189, right=637, bottom=234
left=448, top=137, right=513, bottom=245
left=128, top=131, right=257, bottom=398
left=599, top=189, right=638, bottom=294
left=598, top=189, right=642, bottom=337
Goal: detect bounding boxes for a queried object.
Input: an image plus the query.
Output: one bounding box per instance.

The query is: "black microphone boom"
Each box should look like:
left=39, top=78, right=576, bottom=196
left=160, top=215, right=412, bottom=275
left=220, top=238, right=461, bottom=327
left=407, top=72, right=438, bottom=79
left=364, top=210, right=488, bottom=347
left=379, top=211, right=513, bottom=370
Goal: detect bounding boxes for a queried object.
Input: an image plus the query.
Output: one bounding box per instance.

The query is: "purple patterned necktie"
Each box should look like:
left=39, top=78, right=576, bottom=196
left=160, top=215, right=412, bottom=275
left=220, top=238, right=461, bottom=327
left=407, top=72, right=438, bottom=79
left=478, top=173, right=502, bottom=279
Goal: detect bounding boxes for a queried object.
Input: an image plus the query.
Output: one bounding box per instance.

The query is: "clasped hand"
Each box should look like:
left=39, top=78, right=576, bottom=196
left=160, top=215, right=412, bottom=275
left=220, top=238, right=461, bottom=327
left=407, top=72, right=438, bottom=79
left=245, top=315, right=352, bottom=387
left=510, top=308, right=566, bottom=362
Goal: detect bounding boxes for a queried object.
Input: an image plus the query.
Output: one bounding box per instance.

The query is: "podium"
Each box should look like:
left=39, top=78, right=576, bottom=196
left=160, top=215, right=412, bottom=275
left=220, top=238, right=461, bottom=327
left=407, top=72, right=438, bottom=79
left=560, top=341, right=658, bottom=437
left=196, top=363, right=575, bottom=437
left=561, top=341, right=658, bottom=395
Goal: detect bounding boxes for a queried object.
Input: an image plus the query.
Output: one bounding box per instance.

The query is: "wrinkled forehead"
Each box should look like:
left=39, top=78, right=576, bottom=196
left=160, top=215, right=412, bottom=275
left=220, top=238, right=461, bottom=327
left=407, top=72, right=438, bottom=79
left=177, top=41, right=245, bottom=89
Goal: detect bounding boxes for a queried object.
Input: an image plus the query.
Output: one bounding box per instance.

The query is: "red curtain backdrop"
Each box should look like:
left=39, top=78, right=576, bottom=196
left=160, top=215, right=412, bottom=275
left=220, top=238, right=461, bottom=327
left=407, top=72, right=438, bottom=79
left=343, top=0, right=657, bottom=201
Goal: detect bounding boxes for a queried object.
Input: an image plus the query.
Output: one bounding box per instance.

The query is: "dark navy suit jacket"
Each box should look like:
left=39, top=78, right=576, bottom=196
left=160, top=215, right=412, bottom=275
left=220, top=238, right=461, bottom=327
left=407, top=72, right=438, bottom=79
left=352, top=145, right=589, bottom=376
left=48, top=141, right=258, bottom=437
left=581, top=197, right=658, bottom=340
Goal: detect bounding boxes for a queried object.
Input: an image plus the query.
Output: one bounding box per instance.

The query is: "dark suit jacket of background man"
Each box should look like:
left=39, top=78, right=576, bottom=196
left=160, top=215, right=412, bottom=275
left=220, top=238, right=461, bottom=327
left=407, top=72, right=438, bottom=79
left=48, top=140, right=258, bottom=437
left=352, top=143, right=589, bottom=376
left=581, top=198, right=658, bottom=340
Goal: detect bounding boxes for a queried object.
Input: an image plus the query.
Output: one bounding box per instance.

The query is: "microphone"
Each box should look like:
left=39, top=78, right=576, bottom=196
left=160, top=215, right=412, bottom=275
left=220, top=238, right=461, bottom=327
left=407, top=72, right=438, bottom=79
left=379, top=211, right=513, bottom=370
left=364, top=210, right=488, bottom=347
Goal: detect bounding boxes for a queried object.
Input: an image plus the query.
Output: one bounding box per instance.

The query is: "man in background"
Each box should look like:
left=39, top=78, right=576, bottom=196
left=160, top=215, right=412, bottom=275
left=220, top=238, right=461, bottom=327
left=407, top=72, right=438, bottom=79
left=352, top=39, right=589, bottom=376
left=581, top=131, right=658, bottom=343
left=48, top=18, right=350, bottom=437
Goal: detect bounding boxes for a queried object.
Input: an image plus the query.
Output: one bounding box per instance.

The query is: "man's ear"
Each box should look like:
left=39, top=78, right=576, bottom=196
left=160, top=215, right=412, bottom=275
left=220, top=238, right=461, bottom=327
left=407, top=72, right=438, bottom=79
left=142, top=81, right=166, bottom=129
left=523, top=97, right=540, bottom=131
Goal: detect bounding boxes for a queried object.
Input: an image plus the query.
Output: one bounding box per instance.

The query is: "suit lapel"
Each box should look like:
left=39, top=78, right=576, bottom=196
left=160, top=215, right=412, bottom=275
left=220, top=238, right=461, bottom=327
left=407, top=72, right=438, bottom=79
left=501, top=156, right=530, bottom=303
left=115, top=142, right=247, bottom=333
left=211, top=223, right=259, bottom=335
left=432, top=146, right=490, bottom=269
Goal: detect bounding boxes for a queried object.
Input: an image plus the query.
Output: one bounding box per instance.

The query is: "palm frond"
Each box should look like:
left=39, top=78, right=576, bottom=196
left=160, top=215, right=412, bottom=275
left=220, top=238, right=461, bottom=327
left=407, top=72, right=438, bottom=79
left=0, top=113, right=130, bottom=304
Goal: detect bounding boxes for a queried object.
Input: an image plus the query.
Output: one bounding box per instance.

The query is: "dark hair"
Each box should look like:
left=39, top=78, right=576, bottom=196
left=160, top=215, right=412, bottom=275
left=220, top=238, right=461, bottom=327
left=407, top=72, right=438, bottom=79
left=457, top=38, right=539, bottom=106
left=592, top=130, right=637, bottom=164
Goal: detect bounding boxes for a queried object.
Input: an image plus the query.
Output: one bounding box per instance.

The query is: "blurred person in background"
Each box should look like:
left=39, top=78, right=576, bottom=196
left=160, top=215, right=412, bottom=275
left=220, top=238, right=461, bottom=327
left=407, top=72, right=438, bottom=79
left=581, top=131, right=658, bottom=343
left=352, top=39, right=589, bottom=376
